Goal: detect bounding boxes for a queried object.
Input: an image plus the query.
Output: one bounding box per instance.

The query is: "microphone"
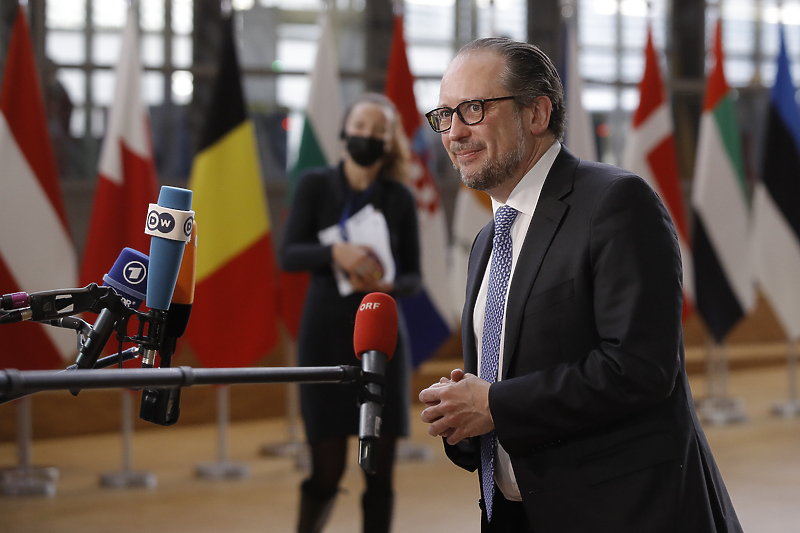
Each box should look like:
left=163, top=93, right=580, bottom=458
left=73, top=248, right=149, bottom=372
left=140, top=186, right=194, bottom=370
left=163, top=219, right=197, bottom=340
left=139, top=221, right=197, bottom=426
left=353, top=292, right=398, bottom=475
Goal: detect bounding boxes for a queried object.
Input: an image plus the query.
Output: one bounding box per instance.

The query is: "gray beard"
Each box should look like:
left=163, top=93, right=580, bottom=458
left=456, top=143, right=524, bottom=192
left=453, top=116, right=526, bottom=192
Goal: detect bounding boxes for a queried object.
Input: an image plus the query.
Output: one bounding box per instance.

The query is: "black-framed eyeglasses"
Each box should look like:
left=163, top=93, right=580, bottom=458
left=425, top=96, right=517, bottom=133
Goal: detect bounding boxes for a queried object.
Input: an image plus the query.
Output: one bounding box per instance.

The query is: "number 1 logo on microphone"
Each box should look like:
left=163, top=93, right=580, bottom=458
left=123, top=261, right=147, bottom=285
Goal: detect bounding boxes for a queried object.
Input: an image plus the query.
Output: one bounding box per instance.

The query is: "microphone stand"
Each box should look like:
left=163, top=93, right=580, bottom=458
left=0, top=365, right=368, bottom=476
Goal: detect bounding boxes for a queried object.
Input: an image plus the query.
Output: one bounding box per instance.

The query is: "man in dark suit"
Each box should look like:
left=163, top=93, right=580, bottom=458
left=418, top=38, right=743, bottom=533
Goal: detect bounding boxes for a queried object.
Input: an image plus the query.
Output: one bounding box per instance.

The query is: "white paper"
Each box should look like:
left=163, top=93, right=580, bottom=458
left=317, top=204, right=395, bottom=297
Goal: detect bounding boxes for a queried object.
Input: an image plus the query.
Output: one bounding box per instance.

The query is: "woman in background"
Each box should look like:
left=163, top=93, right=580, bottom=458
left=280, top=92, right=421, bottom=533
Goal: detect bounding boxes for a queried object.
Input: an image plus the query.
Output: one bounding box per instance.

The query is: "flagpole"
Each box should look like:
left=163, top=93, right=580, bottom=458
left=488, top=0, right=496, bottom=37
left=258, top=0, right=343, bottom=469
left=0, top=2, right=79, bottom=496
left=259, top=328, right=308, bottom=470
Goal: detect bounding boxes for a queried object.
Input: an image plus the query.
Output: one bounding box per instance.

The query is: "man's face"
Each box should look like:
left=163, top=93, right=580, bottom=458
left=438, top=51, right=528, bottom=192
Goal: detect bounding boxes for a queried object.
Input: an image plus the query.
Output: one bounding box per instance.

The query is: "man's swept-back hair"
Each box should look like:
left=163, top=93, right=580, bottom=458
left=456, top=37, right=565, bottom=140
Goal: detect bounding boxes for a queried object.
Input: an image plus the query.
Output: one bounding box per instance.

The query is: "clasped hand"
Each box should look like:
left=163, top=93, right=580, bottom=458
left=331, top=242, right=391, bottom=293
left=418, top=369, right=494, bottom=445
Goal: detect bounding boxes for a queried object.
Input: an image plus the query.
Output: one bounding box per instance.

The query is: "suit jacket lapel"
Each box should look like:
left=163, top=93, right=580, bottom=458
left=501, top=148, right=578, bottom=378
left=462, top=223, right=493, bottom=375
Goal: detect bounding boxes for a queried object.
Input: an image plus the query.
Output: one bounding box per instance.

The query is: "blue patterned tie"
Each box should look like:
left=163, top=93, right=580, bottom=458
left=479, top=204, right=517, bottom=522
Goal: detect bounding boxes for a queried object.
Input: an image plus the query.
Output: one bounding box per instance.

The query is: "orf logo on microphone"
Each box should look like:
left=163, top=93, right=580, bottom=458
left=123, top=261, right=147, bottom=285
left=359, top=302, right=381, bottom=311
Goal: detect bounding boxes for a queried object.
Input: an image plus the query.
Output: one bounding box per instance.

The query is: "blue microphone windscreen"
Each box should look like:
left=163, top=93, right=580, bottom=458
left=146, top=186, right=193, bottom=310
left=157, top=186, right=194, bottom=211
left=103, top=247, right=149, bottom=310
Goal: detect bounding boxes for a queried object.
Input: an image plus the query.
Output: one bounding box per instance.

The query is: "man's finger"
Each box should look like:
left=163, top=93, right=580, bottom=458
left=420, top=404, right=443, bottom=424
left=427, top=418, right=453, bottom=437
left=419, top=383, right=447, bottom=403
left=446, top=429, right=465, bottom=446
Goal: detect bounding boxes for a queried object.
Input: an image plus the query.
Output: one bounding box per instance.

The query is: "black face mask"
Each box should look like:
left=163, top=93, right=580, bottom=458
left=345, top=136, right=386, bottom=167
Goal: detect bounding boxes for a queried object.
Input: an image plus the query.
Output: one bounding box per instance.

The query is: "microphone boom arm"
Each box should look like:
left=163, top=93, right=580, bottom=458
left=0, top=284, right=138, bottom=324
left=0, top=365, right=363, bottom=404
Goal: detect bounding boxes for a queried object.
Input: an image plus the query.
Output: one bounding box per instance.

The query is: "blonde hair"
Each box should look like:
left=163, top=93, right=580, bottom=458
left=342, top=93, right=413, bottom=183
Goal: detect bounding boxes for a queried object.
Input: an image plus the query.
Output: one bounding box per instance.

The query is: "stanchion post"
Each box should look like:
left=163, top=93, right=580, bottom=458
left=771, top=339, right=800, bottom=417
left=195, top=386, right=249, bottom=480
left=99, top=390, right=156, bottom=488
left=697, top=340, right=747, bottom=425
left=0, top=396, right=58, bottom=497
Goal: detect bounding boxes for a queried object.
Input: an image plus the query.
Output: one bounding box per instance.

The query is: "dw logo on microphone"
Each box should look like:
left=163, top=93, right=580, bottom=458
left=147, top=210, right=176, bottom=233
left=183, top=216, right=194, bottom=238
left=124, top=261, right=147, bottom=285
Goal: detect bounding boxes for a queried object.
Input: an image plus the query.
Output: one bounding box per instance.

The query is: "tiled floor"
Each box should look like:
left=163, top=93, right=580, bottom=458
left=0, top=366, right=798, bottom=532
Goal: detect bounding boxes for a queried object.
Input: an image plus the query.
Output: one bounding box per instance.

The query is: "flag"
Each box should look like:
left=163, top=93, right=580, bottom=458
left=385, top=13, right=452, bottom=367
left=184, top=14, right=279, bottom=367
left=690, top=20, right=754, bottom=343
left=80, top=7, right=159, bottom=288
left=279, top=9, right=343, bottom=340
left=751, top=26, right=800, bottom=340
left=622, top=28, right=694, bottom=321
left=450, top=186, right=493, bottom=322
left=0, top=6, right=77, bottom=369
left=561, top=17, right=597, bottom=161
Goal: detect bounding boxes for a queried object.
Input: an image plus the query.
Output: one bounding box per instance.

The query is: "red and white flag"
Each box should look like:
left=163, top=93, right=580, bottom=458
left=622, top=28, right=694, bottom=320
left=80, top=6, right=159, bottom=288
left=0, top=6, right=77, bottom=369
left=385, top=13, right=453, bottom=367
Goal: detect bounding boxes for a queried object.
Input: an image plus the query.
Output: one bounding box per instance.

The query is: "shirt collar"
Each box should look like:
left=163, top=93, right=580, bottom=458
left=491, top=141, right=561, bottom=218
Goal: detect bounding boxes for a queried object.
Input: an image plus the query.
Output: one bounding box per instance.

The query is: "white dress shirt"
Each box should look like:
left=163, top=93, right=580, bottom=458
left=472, top=141, right=561, bottom=501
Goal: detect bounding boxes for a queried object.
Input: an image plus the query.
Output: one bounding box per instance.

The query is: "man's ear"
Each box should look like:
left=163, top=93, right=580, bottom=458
left=528, top=96, right=552, bottom=136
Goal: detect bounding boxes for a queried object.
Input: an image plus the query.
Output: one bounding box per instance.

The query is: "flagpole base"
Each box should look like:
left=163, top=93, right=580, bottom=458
left=260, top=442, right=311, bottom=472
left=259, top=441, right=307, bottom=458
left=0, top=467, right=58, bottom=497
left=99, top=470, right=157, bottom=489
left=697, top=396, right=748, bottom=425
left=396, top=440, right=434, bottom=462
left=195, top=461, right=250, bottom=480
left=771, top=400, right=800, bottom=418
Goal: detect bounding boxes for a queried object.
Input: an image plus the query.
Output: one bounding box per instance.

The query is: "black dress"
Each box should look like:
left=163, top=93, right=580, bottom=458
left=280, top=163, right=421, bottom=444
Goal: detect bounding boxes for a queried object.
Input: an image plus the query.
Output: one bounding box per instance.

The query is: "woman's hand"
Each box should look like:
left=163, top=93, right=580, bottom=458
left=350, top=275, right=393, bottom=294
left=332, top=242, right=374, bottom=272
left=332, top=243, right=390, bottom=293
